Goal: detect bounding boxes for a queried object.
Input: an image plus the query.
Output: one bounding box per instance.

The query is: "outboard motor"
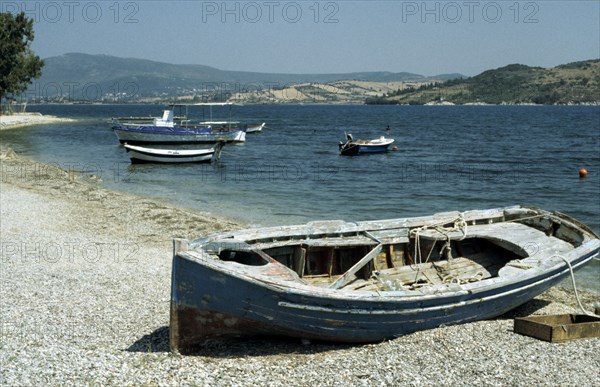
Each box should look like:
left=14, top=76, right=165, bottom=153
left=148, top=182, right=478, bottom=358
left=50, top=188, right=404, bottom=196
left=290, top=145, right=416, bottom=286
left=339, top=133, right=354, bottom=153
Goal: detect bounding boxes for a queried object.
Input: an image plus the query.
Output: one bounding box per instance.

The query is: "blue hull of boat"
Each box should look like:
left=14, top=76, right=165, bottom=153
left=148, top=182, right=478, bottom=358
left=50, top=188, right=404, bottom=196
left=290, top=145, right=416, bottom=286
left=357, top=144, right=391, bottom=153
left=339, top=143, right=393, bottom=155
left=170, top=248, right=596, bottom=353
left=113, top=125, right=245, bottom=144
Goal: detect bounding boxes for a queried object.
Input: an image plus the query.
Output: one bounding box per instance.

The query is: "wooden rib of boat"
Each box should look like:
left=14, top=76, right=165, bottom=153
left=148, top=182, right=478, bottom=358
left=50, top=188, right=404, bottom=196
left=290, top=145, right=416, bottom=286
left=339, top=133, right=395, bottom=155
left=124, top=142, right=224, bottom=164
left=169, top=206, right=600, bottom=353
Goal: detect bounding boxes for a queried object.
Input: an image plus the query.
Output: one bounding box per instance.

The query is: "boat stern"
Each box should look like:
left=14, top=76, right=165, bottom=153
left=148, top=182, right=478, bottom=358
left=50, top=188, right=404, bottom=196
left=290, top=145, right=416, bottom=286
left=169, top=238, right=276, bottom=353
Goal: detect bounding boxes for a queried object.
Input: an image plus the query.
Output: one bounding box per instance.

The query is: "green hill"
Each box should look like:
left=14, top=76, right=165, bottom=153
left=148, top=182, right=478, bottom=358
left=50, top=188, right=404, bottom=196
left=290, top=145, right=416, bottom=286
left=367, top=59, right=600, bottom=105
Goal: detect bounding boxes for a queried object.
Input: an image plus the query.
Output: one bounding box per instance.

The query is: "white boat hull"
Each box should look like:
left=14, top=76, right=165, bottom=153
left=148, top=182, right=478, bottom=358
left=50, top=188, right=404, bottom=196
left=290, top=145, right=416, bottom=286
left=244, top=123, right=265, bottom=133
left=124, top=143, right=223, bottom=164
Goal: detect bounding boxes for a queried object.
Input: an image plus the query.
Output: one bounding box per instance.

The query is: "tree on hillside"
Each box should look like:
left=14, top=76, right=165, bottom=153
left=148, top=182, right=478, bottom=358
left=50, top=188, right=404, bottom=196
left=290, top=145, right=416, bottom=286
left=0, top=12, right=44, bottom=114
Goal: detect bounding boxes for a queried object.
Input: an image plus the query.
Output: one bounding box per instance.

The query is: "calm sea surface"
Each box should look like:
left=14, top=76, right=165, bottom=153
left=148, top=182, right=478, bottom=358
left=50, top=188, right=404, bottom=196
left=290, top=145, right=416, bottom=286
left=2, top=104, right=599, bottom=292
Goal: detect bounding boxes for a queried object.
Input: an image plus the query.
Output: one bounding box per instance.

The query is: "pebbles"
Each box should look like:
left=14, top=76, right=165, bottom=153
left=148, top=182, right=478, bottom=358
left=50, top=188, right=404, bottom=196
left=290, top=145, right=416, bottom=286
left=1, top=153, right=599, bottom=386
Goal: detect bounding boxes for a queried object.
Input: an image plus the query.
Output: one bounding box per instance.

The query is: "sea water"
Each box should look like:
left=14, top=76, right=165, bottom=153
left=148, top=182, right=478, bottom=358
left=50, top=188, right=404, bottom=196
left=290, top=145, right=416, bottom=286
left=1, top=104, right=598, bottom=292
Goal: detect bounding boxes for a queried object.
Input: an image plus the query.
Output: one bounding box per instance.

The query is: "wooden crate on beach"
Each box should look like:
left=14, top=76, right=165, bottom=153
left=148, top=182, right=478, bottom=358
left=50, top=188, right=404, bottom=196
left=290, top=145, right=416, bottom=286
left=514, top=314, right=600, bottom=343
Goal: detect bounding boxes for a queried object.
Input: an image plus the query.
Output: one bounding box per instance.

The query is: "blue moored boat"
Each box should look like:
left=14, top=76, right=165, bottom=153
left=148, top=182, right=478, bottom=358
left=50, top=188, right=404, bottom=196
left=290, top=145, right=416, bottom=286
left=112, top=110, right=246, bottom=144
left=339, top=133, right=395, bottom=155
left=170, top=206, right=600, bottom=353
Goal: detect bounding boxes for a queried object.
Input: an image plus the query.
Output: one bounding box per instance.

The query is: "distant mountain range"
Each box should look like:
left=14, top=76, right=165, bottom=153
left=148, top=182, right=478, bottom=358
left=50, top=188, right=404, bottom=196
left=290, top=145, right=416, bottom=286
left=366, top=59, right=600, bottom=105
left=29, top=53, right=463, bottom=102
left=27, top=53, right=598, bottom=105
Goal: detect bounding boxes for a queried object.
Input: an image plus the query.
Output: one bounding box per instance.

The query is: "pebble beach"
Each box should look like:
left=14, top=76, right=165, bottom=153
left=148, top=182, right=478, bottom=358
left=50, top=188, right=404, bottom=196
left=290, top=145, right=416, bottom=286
left=1, top=144, right=599, bottom=386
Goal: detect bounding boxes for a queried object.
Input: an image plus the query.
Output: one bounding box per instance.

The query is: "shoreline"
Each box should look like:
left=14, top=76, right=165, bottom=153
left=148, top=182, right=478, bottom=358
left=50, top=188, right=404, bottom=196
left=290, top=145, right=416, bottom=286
left=0, top=147, right=242, bottom=244
left=0, top=113, right=76, bottom=131
left=1, top=148, right=599, bottom=385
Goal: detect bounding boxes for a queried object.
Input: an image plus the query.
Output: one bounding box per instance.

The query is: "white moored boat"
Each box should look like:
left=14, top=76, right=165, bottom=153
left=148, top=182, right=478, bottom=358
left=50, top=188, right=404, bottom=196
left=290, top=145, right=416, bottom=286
left=339, top=133, right=395, bottom=155
left=124, top=142, right=224, bottom=164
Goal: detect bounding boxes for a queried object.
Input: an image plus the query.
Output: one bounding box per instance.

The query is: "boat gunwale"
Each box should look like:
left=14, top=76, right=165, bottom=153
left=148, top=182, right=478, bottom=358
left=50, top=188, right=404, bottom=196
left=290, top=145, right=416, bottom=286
left=176, top=238, right=599, bottom=304
left=187, top=206, right=545, bottom=248
left=177, top=204, right=599, bottom=301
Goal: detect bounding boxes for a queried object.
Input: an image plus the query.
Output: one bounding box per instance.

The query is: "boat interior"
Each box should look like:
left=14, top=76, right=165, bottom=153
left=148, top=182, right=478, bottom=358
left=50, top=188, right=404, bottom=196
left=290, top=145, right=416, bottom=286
left=208, top=215, right=585, bottom=292
left=250, top=236, right=522, bottom=290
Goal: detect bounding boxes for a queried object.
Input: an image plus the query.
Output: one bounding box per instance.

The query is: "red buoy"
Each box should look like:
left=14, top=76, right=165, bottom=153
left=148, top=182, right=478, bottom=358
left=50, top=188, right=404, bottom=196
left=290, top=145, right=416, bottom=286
left=579, top=168, right=588, bottom=178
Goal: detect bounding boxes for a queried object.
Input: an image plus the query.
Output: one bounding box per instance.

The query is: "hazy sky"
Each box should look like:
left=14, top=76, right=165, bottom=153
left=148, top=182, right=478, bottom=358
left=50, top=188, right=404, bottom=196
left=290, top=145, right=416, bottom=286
left=7, top=0, right=600, bottom=76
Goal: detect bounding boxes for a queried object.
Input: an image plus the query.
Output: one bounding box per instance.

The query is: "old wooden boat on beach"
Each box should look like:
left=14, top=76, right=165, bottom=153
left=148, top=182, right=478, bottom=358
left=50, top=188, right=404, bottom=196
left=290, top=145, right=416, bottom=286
left=339, top=133, right=395, bottom=155
left=170, top=206, right=600, bottom=353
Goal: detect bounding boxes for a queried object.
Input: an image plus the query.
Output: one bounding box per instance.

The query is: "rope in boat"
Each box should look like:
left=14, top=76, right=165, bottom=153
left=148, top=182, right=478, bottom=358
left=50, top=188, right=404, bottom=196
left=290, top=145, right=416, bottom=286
left=408, top=214, right=468, bottom=286
left=441, top=271, right=485, bottom=285
left=409, top=214, right=468, bottom=264
left=555, top=254, right=600, bottom=318
left=393, top=210, right=599, bottom=299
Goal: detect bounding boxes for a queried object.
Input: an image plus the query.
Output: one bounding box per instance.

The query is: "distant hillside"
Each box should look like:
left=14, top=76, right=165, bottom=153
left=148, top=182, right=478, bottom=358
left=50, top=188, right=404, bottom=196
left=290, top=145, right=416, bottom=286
left=30, top=53, right=456, bottom=103
left=367, top=59, right=600, bottom=105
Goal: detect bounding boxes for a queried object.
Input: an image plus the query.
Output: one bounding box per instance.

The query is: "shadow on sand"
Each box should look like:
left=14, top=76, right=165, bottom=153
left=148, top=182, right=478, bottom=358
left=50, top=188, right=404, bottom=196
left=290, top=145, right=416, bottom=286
left=126, top=325, right=356, bottom=357
left=126, top=298, right=554, bottom=356
left=497, top=298, right=553, bottom=319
